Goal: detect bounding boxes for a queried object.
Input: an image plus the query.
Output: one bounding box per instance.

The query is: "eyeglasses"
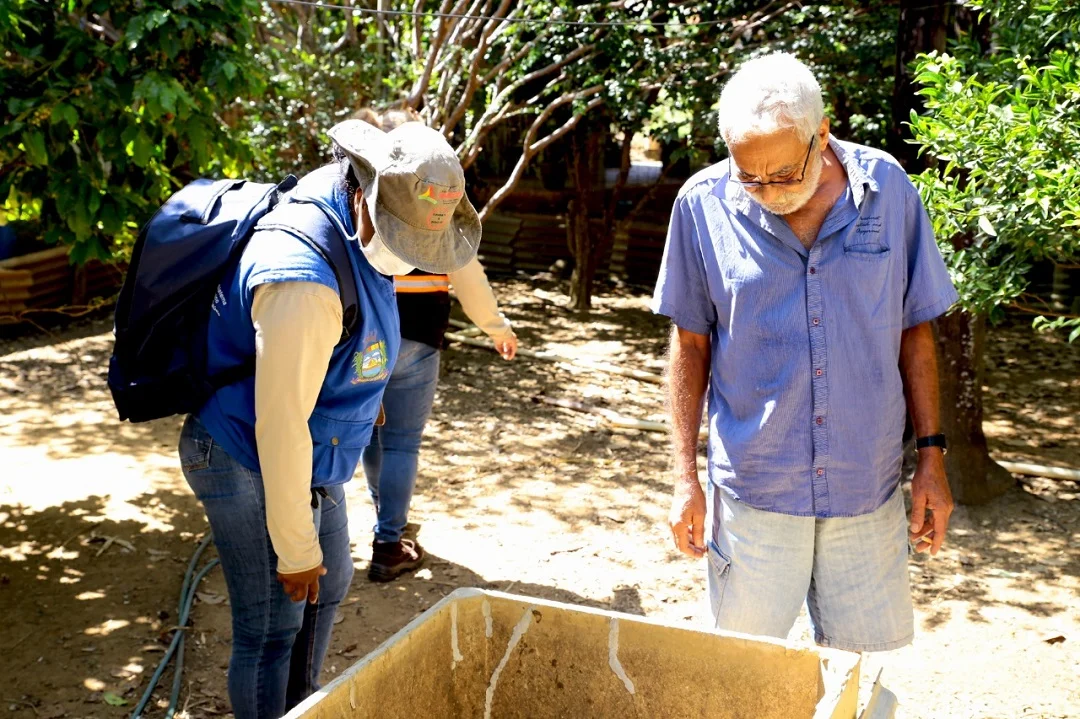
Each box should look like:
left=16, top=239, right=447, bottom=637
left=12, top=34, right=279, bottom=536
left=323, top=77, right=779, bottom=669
left=729, top=137, right=816, bottom=188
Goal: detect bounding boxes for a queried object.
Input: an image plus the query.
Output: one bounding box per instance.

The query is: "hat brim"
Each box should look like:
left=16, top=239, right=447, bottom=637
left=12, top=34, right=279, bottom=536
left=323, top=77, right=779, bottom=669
left=369, top=175, right=482, bottom=274
left=327, top=120, right=389, bottom=190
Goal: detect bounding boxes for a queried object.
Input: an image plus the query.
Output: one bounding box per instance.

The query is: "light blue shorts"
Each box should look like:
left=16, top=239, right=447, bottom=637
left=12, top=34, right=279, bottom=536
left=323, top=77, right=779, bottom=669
left=706, top=482, right=914, bottom=652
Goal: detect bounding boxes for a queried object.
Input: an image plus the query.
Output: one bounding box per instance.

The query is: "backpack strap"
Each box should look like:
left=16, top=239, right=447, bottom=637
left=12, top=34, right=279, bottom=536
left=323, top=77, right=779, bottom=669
left=206, top=199, right=361, bottom=393
left=255, top=201, right=361, bottom=341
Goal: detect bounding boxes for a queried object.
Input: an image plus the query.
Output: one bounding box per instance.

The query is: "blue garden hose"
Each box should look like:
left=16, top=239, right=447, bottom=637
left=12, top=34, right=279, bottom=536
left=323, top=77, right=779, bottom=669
left=132, top=534, right=219, bottom=719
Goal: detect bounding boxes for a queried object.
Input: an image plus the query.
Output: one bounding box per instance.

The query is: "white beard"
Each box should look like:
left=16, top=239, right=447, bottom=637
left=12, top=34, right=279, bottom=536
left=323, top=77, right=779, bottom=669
left=750, top=151, right=824, bottom=216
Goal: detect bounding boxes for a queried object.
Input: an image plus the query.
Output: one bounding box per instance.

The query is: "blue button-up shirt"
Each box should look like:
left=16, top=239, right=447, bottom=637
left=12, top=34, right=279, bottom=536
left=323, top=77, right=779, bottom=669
left=652, top=139, right=959, bottom=517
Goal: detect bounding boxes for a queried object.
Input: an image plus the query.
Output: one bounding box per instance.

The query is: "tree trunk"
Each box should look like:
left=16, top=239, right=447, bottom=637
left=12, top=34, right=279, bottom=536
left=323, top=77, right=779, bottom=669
left=891, top=0, right=950, bottom=170
left=567, top=123, right=602, bottom=311
left=894, top=5, right=1006, bottom=503
left=933, top=310, right=1014, bottom=504
left=892, top=1, right=991, bottom=169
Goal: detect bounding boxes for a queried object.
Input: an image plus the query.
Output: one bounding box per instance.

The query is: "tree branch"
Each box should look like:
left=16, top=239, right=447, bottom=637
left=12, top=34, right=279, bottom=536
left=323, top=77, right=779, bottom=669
left=76, top=12, right=121, bottom=43
left=460, top=41, right=597, bottom=152
left=1010, top=303, right=1080, bottom=320
left=460, top=100, right=524, bottom=169
left=1011, top=293, right=1080, bottom=319
left=445, top=0, right=490, bottom=47
left=528, top=94, right=604, bottom=156
left=412, top=0, right=425, bottom=58
left=442, top=0, right=514, bottom=138
left=619, top=161, right=677, bottom=231
left=478, top=86, right=605, bottom=222
left=329, top=0, right=359, bottom=53
left=729, top=0, right=797, bottom=42
left=407, top=0, right=457, bottom=107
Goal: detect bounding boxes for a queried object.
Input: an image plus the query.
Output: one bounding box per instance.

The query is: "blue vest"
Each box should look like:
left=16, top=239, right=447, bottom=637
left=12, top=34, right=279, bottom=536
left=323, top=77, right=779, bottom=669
left=197, top=165, right=400, bottom=487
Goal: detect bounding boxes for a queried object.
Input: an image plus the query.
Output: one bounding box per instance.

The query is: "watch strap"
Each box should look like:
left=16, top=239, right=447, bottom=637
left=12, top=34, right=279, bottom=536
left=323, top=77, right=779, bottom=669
left=916, top=433, right=947, bottom=452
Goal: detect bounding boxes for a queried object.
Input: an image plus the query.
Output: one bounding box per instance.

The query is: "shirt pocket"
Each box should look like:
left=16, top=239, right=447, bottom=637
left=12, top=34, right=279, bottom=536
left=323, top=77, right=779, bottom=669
left=840, top=232, right=901, bottom=329
left=843, top=238, right=891, bottom=260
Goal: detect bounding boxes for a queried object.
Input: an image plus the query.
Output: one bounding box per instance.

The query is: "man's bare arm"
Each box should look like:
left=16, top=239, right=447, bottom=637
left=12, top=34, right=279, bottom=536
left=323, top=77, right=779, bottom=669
left=667, top=325, right=711, bottom=558
left=899, top=321, right=953, bottom=555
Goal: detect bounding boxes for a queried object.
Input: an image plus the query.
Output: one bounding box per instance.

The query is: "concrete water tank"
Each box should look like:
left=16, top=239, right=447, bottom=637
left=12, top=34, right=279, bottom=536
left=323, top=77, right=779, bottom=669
left=287, top=589, right=873, bottom=719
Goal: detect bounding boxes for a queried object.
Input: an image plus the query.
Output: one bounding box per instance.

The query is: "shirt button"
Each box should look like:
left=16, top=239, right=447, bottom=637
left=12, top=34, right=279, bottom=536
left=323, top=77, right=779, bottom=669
left=809, top=267, right=817, bottom=275
left=815, top=369, right=823, bottom=377
left=816, top=417, right=824, bottom=425
left=816, top=468, right=825, bottom=476
left=812, top=318, right=821, bottom=326
left=331, top=437, right=340, bottom=446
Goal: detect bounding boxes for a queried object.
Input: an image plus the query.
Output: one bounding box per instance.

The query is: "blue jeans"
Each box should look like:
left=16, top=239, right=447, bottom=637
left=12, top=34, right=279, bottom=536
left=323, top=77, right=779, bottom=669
left=179, top=415, right=354, bottom=719
left=361, top=338, right=441, bottom=543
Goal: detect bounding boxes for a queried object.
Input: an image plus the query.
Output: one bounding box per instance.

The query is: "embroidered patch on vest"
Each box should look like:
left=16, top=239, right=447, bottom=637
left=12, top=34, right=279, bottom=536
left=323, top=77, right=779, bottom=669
left=352, top=333, right=389, bottom=384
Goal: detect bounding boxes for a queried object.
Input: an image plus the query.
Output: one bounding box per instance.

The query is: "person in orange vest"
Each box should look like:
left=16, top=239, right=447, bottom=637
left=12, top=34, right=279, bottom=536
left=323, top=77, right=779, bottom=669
left=358, top=109, right=518, bottom=581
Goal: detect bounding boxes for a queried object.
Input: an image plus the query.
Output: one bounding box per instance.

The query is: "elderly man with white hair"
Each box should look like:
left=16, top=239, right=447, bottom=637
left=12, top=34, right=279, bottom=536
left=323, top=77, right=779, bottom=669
left=653, top=53, right=958, bottom=651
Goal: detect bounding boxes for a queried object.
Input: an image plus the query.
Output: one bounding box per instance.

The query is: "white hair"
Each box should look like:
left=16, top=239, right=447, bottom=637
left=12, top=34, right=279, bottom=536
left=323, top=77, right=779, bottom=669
left=717, top=53, right=824, bottom=145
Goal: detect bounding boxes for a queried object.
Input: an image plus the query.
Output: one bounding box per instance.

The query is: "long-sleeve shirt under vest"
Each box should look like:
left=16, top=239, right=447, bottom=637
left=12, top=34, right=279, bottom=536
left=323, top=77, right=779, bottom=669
left=253, top=257, right=511, bottom=573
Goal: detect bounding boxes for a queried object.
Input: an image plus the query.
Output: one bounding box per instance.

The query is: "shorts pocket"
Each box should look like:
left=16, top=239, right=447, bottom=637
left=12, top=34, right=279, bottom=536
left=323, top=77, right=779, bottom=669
left=706, top=539, right=732, bottom=621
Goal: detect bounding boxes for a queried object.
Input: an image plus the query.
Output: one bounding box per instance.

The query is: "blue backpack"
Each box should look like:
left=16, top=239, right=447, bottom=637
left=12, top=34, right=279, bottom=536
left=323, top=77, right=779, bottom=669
left=108, top=176, right=360, bottom=423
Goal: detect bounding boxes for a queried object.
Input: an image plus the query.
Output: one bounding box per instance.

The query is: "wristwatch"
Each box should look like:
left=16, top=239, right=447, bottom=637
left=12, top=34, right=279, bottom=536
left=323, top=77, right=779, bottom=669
left=915, top=433, right=948, bottom=454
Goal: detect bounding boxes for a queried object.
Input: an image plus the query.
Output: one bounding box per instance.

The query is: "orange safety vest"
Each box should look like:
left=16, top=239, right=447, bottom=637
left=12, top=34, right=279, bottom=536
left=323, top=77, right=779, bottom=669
left=392, top=274, right=450, bottom=294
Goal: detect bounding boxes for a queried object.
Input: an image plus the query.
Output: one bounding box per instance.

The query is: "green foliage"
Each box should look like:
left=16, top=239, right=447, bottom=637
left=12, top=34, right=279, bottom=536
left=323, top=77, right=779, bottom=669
left=643, top=2, right=899, bottom=163
left=909, top=1, right=1080, bottom=338
left=0, top=0, right=904, bottom=263
left=780, top=3, right=899, bottom=148
left=241, top=3, right=382, bottom=178
left=0, top=0, right=265, bottom=262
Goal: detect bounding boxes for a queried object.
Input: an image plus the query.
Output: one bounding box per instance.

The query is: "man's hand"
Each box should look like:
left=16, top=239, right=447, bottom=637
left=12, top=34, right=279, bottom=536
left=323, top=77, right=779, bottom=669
left=909, top=449, right=953, bottom=555
left=669, top=477, right=707, bottom=558
left=277, top=564, right=328, bottom=603
left=494, top=334, right=518, bottom=360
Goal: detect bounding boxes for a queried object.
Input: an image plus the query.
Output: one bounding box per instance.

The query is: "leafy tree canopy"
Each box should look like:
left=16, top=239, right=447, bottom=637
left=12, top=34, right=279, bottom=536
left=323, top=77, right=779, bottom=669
left=0, top=0, right=265, bottom=262
left=909, top=0, right=1080, bottom=340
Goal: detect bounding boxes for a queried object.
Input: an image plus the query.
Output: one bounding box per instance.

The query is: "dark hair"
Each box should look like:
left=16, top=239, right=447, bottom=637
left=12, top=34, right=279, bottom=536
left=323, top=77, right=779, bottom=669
left=331, top=143, right=361, bottom=198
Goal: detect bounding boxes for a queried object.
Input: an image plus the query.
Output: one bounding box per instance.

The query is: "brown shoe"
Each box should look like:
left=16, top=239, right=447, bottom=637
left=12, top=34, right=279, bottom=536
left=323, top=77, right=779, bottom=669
left=368, top=538, right=426, bottom=582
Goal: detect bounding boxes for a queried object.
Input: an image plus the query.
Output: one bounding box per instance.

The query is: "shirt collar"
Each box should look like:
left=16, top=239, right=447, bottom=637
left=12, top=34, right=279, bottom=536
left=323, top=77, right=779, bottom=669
left=721, top=136, right=879, bottom=214
left=828, top=137, right=878, bottom=208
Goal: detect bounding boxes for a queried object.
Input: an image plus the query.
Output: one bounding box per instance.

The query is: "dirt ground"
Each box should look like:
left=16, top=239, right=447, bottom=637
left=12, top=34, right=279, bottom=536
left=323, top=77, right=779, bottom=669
left=1, top=277, right=1077, bottom=719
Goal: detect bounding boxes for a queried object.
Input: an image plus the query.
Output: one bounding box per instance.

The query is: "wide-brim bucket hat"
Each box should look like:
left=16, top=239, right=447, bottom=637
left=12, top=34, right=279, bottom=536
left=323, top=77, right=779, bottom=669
left=328, top=120, right=481, bottom=274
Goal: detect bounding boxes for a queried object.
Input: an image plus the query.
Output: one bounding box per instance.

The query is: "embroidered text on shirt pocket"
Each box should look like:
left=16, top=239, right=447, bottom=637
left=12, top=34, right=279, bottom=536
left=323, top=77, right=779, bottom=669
left=845, top=215, right=890, bottom=259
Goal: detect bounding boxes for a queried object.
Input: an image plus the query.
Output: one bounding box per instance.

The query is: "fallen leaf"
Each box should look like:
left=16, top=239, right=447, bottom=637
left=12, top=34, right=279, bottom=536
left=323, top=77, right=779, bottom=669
left=103, top=692, right=128, bottom=707
left=196, top=592, right=226, bottom=605
left=1042, top=633, right=1066, bottom=645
